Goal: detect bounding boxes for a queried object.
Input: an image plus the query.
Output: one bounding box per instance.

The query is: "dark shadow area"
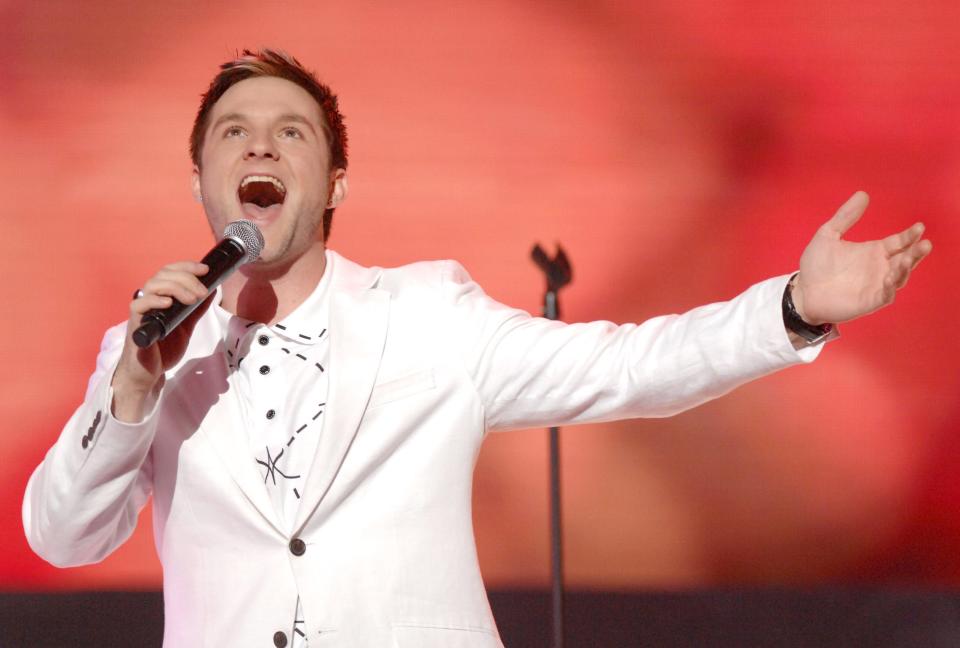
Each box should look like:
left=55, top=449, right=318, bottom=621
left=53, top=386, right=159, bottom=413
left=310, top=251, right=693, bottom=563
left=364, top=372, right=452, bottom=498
left=4, top=589, right=960, bottom=647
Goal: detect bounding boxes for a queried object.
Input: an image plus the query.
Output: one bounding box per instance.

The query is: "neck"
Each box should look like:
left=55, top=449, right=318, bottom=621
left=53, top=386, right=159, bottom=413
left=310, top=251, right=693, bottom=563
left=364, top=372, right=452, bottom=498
left=218, top=241, right=328, bottom=324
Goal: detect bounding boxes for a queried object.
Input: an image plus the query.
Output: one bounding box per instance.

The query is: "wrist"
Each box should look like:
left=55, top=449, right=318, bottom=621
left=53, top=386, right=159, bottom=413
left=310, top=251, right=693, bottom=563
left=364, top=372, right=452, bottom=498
left=789, top=276, right=817, bottom=325
left=111, top=371, right=163, bottom=423
left=111, top=366, right=160, bottom=398
left=783, top=274, right=833, bottom=345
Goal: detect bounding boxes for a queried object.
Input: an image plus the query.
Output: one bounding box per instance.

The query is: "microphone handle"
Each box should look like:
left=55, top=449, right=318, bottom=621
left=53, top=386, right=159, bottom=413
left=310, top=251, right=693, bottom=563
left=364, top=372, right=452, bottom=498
left=132, top=238, right=247, bottom=348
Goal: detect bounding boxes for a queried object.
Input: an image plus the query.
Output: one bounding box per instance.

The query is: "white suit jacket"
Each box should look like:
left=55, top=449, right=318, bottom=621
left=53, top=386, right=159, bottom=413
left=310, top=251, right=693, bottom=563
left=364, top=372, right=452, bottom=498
left=24, top=251, right=820, bottom=647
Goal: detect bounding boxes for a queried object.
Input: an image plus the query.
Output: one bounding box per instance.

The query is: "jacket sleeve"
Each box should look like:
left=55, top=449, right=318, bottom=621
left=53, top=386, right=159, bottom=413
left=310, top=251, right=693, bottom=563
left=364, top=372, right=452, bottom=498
left=440, top=262, right=826, bottom=433
left=23, top=323, right=159, bottom=567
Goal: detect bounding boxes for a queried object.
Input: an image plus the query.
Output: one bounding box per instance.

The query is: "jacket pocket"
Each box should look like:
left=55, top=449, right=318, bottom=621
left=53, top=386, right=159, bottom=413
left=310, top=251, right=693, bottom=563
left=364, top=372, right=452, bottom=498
left=368, top=369, right=436, bottom=408
left=392, top=624, right=502, bottom=648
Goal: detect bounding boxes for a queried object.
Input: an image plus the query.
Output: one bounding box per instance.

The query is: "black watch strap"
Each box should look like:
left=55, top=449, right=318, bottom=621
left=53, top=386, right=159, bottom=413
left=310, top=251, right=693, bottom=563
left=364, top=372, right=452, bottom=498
left=782, top=275, right=833, bottom=344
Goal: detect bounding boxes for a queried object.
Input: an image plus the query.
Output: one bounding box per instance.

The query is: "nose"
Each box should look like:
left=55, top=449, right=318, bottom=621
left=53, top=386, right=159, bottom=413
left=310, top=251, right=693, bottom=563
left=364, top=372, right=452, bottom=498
left=243, top=132, right=279, bottom=161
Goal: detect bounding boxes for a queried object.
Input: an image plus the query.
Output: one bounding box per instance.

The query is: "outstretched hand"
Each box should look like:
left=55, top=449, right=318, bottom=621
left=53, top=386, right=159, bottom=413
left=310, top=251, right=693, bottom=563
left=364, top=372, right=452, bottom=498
left=792, top=191, right=932, bottom=326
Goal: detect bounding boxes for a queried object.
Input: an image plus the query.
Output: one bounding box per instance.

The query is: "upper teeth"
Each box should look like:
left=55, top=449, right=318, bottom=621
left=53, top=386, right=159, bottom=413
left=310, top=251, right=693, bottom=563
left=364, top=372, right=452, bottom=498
left=240, top=175, right=286, bottom=193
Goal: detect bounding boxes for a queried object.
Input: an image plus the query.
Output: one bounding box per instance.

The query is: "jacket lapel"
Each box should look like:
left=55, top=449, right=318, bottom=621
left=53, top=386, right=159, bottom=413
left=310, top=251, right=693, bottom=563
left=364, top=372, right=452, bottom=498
left=292, top=281, right=390, bottom=532
left=200, top=384, right=288, bottom=535
left=188, top=307, right=287, bottom=536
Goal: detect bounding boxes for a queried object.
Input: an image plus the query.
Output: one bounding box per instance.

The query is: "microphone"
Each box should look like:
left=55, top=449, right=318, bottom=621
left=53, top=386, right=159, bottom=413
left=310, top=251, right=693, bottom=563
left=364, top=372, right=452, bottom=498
left=132, top=220, right=265, bottom=348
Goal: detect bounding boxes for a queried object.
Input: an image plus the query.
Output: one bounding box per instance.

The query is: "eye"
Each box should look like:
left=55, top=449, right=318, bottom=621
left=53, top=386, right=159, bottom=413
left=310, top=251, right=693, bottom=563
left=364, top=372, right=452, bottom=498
left=280, top=127, right=303, bottom=139
left=224, top=126, right=246, bottom=138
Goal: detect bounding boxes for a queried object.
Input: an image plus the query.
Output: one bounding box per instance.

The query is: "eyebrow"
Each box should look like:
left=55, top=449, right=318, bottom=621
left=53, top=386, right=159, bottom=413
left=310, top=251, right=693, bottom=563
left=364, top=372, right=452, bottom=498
left=209, top=112, right=319, bottom=137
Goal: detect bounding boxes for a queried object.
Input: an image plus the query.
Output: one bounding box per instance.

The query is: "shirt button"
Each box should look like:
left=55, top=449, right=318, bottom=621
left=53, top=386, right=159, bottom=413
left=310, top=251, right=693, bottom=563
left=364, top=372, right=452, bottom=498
left=289, top=538, right=306, bottom=556
left=266, top=409, right=276, bottom=420
left=273, top=631, right=288, bottom=647
left=259, top=365, right=270, bottom=375
left=258, top=335, right=269, bottom=346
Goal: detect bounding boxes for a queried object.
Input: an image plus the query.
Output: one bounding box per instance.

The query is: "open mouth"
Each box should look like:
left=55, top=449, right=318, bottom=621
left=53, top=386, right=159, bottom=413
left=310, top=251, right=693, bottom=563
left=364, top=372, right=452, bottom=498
left=238, top=175, right=286, bottom=209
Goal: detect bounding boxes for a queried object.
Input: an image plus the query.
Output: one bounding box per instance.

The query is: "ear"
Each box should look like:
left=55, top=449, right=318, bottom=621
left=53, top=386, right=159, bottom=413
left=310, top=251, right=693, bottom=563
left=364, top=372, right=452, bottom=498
left=191, top=166, right=203, bottom=203
left=327, top=169, right=348, bottom=208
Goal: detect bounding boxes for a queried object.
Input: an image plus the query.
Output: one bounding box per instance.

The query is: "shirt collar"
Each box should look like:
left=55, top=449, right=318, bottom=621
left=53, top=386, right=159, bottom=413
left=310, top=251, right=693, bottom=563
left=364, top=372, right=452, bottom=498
left=213, top=249, right=334, bottom=348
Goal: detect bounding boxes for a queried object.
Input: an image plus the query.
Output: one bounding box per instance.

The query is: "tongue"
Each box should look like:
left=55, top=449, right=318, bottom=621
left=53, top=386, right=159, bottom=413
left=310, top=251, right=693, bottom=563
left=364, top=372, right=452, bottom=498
left=241, top=202, right=282, bottom=220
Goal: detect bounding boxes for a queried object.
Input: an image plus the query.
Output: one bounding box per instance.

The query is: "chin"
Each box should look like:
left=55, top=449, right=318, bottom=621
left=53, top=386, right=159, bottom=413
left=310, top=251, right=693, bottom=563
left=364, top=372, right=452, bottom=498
left=251, top=249, right=284, bottom=267
left=250, top=244, right=302, bottom=270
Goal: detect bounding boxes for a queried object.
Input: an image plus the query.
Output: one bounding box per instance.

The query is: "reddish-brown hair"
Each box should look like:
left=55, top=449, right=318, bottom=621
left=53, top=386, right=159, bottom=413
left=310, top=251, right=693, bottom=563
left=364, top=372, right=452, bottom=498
left=190, top=48, right=348, bottom=240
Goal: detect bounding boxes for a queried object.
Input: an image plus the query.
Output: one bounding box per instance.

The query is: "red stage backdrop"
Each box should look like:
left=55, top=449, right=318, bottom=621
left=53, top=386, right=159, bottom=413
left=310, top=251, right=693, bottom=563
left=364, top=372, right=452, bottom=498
left=2, top=1, right=958, bottom=591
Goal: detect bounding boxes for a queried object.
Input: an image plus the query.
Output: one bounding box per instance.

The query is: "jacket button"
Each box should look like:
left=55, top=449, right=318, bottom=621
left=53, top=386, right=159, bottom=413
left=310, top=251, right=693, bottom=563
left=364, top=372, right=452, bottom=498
left=258, top=335, right=269, bottom=346
left=289, top=538, right=306, bottom=556
left=266, top=409, right=276, bottom=420
left=259, top=365, right=271, bottom=375
left=273, top=631, right=288, bottom=647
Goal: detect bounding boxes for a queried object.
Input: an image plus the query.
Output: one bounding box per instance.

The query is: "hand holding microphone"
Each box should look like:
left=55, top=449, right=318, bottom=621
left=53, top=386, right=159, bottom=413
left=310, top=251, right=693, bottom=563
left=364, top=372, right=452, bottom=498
left=112, top=221, right=263, bottom=422
left=132, top=220, right=264, bottom=347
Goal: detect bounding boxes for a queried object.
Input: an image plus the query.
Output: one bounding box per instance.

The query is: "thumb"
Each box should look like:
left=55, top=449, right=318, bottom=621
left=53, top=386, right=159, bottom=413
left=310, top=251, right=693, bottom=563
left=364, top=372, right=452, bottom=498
left=821, top=190, right=869, bottom=239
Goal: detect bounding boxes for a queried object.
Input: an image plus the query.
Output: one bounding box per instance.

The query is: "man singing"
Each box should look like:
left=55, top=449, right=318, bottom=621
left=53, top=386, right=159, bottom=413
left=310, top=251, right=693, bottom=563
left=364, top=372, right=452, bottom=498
left=23, top=49, right=931, bottom=647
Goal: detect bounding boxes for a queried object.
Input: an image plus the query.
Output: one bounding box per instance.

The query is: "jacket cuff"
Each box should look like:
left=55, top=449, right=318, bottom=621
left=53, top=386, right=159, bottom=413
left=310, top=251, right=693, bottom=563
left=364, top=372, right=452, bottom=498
left=764, top=273, right=838, bottom=364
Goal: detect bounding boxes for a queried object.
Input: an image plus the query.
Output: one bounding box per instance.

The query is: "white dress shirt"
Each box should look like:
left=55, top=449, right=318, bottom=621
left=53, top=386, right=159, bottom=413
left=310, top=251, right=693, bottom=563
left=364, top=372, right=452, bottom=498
left=214, top=251, right=335, bottom=647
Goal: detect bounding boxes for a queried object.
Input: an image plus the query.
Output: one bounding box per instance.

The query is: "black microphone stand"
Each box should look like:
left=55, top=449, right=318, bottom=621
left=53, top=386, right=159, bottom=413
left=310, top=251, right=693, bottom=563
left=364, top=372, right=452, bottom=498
left=530, top=243, right=572, bottom=648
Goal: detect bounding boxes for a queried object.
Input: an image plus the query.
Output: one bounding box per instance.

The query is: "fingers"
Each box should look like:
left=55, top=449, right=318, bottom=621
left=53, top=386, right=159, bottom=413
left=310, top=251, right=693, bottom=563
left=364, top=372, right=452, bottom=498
left=820, top=191, right=870, bottom=239
left=882, top=273, right=897, bottom=303
left=882, top=222, right=925, bottom=257
left=131, top=262, right=209, bottom=313
left=912, top=238, right=933, bottom=267
left=131, top=292, right=174, bottom=315
left=886, top=238, right=933, bottom=290
left=141, top=277, right=207, bottom=307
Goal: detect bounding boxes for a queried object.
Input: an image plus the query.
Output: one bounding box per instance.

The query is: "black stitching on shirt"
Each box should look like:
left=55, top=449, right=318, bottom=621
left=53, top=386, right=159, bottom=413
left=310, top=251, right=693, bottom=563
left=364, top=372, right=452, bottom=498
left=295, top=353, right=307, bottom=361
left=256, top=447, right=299, bottom=485
left=275, top=324, right=287, bottom=330
left=298, top=333, right=311, bottom=340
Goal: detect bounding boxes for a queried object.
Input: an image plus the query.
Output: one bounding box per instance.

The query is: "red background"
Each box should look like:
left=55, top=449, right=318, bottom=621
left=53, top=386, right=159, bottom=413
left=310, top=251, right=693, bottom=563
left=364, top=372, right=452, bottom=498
left=2, top=1, right=958, bottom=591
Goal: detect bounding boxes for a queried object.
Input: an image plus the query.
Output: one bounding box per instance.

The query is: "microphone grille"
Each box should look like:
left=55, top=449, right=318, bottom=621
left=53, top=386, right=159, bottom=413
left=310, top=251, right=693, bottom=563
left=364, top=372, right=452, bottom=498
left=223, top=220, right=265, bottom=264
